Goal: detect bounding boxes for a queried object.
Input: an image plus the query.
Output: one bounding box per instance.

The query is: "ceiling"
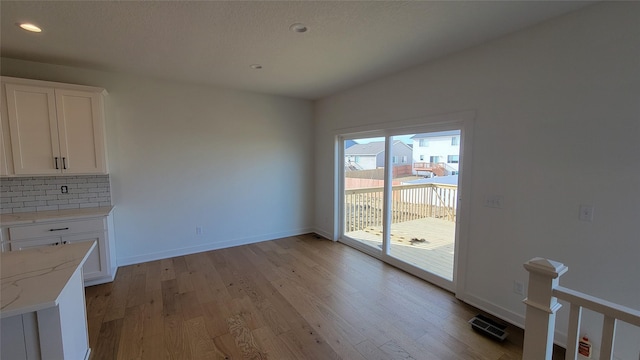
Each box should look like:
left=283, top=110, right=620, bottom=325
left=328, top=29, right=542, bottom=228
left=1, top=1, right=594, bottom=100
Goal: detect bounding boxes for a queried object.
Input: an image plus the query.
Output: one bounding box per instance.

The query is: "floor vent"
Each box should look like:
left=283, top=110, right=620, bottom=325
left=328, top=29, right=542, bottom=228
left=468, top=314, right=508, bottom=341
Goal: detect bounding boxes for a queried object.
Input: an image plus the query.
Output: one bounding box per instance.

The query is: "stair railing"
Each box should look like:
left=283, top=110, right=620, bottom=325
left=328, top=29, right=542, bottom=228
left=522, top=258, right=640, bottom=360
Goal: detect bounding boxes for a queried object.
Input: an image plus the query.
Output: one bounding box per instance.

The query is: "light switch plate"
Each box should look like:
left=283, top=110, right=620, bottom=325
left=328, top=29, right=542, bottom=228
left=484, top=195, right=503, bottom=209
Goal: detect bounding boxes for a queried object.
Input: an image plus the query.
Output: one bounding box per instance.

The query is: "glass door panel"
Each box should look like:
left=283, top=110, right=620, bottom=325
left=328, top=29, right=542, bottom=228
left=343, top=137, right=386, bottom=251
left=388, top=131, right=460, bottom=281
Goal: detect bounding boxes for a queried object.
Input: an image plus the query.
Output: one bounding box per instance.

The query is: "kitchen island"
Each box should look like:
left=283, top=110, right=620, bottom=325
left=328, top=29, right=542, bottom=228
left=1, top=241, right=95, bottom=360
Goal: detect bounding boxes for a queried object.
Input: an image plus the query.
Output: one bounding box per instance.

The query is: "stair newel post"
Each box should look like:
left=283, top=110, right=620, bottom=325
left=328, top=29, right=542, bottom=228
left=522, top=258, right=568, bottom=360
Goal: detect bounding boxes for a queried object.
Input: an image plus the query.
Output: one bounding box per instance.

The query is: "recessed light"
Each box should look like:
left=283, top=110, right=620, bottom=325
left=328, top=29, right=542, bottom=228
left=250, top=64, right=263, bottom=70
left=289, top=23, right=308, bottom=33
left=17, top=23, right=42, bottom=33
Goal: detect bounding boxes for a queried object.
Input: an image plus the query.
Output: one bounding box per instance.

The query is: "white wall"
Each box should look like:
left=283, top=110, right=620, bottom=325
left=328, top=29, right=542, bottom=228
left=1, top=58, right=314, bottom=265
left=314, top=2, right=639, bottom=358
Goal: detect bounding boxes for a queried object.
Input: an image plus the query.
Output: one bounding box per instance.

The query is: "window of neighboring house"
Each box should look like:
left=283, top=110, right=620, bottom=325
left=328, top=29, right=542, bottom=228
left=419, top=139, right=428, bottom=147
left=402, top=156, right=407, bottom=163
left=430, top=156, right=440, bottom=163
left=419, top=155, right=424, bottom=161
left=448, top=155, right=459, bottom=163
left=354, top=156, right=360, bottom=163
left=392, top=156, right=398, bottom=164
left=451, top=136, right=459, bottom=146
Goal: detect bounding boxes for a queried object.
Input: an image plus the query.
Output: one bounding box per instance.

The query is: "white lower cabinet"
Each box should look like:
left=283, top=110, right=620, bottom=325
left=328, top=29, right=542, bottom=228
left=63, top=232, right=107, bottom=281
left=6, top=216, right=115, bottom=286
left=9, top=236, right=63, bottom=250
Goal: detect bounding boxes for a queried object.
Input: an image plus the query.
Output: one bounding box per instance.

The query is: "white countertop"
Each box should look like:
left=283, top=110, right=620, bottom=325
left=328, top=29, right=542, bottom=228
left=0, top=241, right=95, bottom=318
left=0, top=206, right=114, bottom=226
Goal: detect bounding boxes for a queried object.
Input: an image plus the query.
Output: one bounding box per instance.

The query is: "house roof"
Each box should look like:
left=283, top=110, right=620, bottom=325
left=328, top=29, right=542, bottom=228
left=345, top=141, right=385, bottom=156
left=411, top=130, right=461, bottom=139
left=345, top=140, right=411, bottom=155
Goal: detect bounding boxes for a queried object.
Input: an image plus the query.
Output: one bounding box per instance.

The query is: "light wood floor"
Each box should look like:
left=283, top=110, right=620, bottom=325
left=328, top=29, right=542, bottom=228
left=85, top=234, right=562, bottom=359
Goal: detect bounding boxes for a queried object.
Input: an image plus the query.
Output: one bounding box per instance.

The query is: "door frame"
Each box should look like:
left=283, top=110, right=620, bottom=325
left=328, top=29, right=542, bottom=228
left=334, top=111, right=474, bottom=294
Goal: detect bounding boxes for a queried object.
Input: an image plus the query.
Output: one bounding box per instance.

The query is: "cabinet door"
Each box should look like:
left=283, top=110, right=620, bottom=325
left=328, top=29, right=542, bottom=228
left=63, top=232, right=107, bottom=281
left=0, top=113, right=11, bottom=176
left=9, top=236, right=63, bottom=251
left=1, top=315, right=27, bottom=360
left=55, top=89, right=106, bottom=174
left=0, top=83, right=14, bottom=176
left=5, top=84, right=61, bottom=175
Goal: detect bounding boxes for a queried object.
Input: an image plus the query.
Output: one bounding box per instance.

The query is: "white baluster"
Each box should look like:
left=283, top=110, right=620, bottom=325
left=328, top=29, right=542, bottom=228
left=522, top=258, right=568, bottom=360
left=599, top=315, right=617, bottom=360
left=565, top=303, right=582, bottom=360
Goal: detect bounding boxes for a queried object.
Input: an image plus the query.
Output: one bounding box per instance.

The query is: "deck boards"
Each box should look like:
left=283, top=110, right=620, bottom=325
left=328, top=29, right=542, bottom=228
left=346, top=217, right=455, bottom=279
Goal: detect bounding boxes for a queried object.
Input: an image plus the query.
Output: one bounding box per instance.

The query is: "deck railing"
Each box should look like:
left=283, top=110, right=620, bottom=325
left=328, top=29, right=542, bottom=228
left=344, top=183, right=457, bottom=232
left=522, top=258, right=640, bottom=360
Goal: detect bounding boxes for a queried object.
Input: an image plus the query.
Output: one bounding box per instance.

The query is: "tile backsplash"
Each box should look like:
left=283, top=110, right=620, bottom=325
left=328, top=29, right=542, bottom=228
left=0, top=175, right=111, bottom=214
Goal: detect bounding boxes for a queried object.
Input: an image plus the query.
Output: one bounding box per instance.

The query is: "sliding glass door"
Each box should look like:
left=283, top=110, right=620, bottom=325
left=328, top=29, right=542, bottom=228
left=340, top=127, right=464, bottom=289
left=388, top=131, right=459, bottom=281
left=343, top=136, right=386, bottom=252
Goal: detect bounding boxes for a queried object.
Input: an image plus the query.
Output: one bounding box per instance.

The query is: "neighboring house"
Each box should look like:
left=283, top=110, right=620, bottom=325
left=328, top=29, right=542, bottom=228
left=345, top=140, right=413, bottom=170
left=411, top=130, right=461, bottom=174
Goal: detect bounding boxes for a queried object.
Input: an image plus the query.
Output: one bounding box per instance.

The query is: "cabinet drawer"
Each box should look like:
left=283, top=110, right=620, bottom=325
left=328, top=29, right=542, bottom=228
left=9, top=218, right=105, bottom=240
left=9, top=237, right=62, bottom=251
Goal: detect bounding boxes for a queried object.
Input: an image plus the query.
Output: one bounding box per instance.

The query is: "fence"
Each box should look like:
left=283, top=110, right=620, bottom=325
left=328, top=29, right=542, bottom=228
left=344, top=183, right=457, bottom=232
left=345, top=165, right=413, bottom=181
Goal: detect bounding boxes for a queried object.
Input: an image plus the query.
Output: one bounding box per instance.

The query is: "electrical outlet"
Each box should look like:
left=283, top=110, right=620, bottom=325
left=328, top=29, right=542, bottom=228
left=513, top=280, right=524, bottom=295
left=61, top=185, right=68, bottom=194
left=195, top=226, right=203, bottom=235
left=579, top=205, right=594, bottom=222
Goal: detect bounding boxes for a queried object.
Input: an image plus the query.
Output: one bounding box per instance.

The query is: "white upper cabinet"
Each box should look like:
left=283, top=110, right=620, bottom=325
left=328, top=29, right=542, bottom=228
left=0, top=116, right=11, bottom=177
left=2, top=77, right=108, bottom=175
left=6, top=84, right=60, bottom=175
left=0, top=83, right=15, bottom=176
left=55, top=89, right=106, bottom=174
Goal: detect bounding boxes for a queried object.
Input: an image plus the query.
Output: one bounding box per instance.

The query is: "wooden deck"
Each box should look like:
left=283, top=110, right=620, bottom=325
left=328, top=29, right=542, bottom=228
left=345, top=217, right=455, bottom=280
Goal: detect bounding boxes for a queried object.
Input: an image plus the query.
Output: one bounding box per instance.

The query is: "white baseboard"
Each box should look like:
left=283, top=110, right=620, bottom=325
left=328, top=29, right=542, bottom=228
left=312, top=228, right=335, bottom=241
left=116, top=228, right=313, bottom=266
left=84, top=266, right=118, bottom=287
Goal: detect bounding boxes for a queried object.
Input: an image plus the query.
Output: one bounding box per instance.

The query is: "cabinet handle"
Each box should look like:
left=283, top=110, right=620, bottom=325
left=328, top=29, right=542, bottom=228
left=62, top=241, right=68, bottom=245
left=62, top=157, right=67, bottom=170
left=55, top=157, right=59, bottom=169
left=53, top=242, right=60, bottom=246
left=49, top=227, right=70, bottom=232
